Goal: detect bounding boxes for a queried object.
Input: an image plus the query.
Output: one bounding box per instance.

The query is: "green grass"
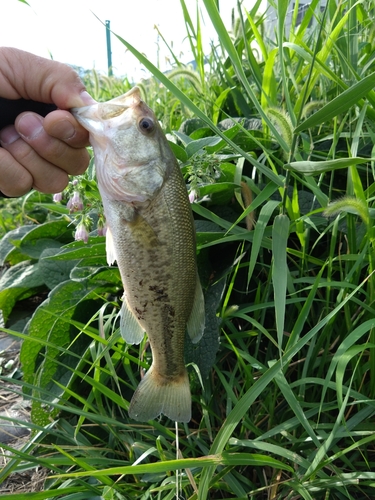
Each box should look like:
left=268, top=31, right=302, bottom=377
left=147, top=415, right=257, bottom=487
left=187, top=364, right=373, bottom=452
left=2, top=0, right=375, bottom=498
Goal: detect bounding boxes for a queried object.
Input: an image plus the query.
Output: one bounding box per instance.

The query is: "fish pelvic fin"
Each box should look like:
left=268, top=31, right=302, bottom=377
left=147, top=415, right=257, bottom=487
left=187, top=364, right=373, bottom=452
left=120, top=299, right=145, bottom=345
left=105, top=226, right=117, bottom=266
left=186, top=275, right=205, bottom=344
left=128, top=366, right=191, bottom=423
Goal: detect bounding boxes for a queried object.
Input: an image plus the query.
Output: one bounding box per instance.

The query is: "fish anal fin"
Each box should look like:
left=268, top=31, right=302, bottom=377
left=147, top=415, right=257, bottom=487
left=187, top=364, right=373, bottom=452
left=128, top=366, right=191, bottom=423
left=120, top=299, right=145, bottom=345
left=186, top=276, right=205, bottom=344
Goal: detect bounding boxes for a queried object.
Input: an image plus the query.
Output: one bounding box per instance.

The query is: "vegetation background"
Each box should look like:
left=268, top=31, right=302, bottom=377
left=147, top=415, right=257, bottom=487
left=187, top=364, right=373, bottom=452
left=1, top=0, right=375, bottom=498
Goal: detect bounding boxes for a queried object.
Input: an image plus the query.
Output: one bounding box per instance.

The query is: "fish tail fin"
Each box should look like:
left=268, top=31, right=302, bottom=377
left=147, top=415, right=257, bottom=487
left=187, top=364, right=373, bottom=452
left=128, top=366, right=191, bottom=423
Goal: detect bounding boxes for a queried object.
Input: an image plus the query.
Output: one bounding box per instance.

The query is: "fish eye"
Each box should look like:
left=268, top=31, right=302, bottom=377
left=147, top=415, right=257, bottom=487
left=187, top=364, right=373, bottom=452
left=138, top=117, right=155, bottom=134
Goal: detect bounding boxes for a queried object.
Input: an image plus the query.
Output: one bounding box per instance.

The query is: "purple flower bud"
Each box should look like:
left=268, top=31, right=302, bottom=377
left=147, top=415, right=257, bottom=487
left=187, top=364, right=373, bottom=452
left=97, top=223, right=107, bottom=237
left=97, top=214, right=107, bottom=236
left=74, top=221, right=89, bottom=244
left=72, top=179, right=79, bottom=186
left=67, top=191, right=84, bottom=212
left=53, top=192, right=63, bottom=203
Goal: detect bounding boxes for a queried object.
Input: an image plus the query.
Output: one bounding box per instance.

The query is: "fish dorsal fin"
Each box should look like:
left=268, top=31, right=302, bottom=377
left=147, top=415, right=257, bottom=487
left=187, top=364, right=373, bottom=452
left=105, top=226, right=117, bottom=266
left=186, top=276, right=205, bottom=344
left=120, top=297, right=145, bottom=345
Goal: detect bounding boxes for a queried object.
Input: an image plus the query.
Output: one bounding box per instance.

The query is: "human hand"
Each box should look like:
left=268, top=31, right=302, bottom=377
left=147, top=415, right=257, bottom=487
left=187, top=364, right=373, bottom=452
left=0, top=47, right=96, bottom=197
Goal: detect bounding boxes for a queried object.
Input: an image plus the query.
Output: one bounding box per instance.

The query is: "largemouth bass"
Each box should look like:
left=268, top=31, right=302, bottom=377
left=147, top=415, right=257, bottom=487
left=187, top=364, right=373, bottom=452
left=71, top=87, right=205, bottom=422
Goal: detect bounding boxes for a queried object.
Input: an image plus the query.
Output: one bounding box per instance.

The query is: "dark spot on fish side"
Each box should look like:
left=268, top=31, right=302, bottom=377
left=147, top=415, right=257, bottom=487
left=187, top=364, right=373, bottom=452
left=166, top=304, right=175, bottom=317
left=149, top=285, right=168, bottom=302
left=155, top=294, right=168, bottom=301
left=139, top=280, right=143, bottom=286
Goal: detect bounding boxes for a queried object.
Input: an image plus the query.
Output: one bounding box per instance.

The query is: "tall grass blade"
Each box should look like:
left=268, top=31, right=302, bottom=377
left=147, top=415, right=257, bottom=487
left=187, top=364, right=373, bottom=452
left=272, top=214, right=290, bottom=356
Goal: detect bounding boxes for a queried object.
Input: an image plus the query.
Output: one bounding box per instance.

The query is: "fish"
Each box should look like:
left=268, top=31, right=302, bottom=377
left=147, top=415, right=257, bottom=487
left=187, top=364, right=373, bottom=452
left=71, top=87, right=205, bottom=423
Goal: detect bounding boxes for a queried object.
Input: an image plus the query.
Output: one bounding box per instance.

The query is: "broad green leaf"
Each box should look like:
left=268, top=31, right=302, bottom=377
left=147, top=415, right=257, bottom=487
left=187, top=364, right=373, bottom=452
left=0, top=261, right=45, bottom=321
left=39, top=247, right=78, bottom=290
left=167, top=140, right=188, bottom=162
left=185, top=278, right=226, bottom=379
left=44, top=239, right=106, bottom=261
left=0, top=225, right=34, bottom=266
left=19, top=219, right=73, bottom=246
left=20, top=279, right=113, bottom=425
left=185, top=136, right=222, bottom=157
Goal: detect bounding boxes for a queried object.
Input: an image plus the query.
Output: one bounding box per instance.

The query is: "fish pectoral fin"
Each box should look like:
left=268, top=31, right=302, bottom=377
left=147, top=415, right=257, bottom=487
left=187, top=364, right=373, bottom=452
left=186, top=276, right=205, bottom=344
left=129, top=213, right=160, bottom=249
left=106, top=226, right=117, bottom=266
left=120, top=298, right=145, bottom=345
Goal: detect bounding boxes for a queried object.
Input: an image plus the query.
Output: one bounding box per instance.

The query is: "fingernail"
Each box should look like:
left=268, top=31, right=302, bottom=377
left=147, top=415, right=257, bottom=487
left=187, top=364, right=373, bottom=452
left=48, top=120, right=75, bottom=140
left=80, top=91, right=96, bottom=105
left=17, top=113, right=44, bottom=140
left=0, top=125, right=20, bottom=145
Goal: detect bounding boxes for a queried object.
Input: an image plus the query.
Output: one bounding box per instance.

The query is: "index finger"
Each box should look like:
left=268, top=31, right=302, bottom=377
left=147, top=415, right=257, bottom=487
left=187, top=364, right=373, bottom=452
left=0, top=47, right=95, bottom=109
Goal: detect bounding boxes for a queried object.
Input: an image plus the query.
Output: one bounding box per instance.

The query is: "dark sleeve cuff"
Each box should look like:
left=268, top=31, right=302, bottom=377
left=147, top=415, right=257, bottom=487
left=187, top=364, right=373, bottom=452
left=0, top=97, right=57, bottom=130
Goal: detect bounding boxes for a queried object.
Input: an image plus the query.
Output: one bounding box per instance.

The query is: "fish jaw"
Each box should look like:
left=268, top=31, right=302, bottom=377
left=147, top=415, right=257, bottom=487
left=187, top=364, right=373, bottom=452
left=71, top=87, right=170, bottom=204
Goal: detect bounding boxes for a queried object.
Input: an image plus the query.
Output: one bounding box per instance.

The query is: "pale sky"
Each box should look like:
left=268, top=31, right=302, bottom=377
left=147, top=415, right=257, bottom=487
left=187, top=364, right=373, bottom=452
left=1, top=0, right=257, bottom=81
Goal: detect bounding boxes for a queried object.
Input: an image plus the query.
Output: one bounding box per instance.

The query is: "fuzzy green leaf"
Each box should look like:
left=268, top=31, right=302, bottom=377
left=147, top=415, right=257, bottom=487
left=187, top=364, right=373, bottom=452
left=0, top=261, right=45, bottom=321
left=39, top=247, right=79, bottom=290
left=185, top=278, right=226, bottom=379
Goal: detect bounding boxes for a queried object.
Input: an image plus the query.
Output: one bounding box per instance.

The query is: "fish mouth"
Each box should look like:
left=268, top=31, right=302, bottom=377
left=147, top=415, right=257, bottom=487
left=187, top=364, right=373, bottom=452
left=71, top=86, right=143, bottom=134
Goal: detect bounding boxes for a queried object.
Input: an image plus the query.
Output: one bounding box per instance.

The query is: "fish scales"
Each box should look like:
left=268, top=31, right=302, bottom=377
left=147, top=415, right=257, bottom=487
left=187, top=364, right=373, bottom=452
left=110, top=164, right=196, bottom=378
left=71, top=87, right=205, bottom=422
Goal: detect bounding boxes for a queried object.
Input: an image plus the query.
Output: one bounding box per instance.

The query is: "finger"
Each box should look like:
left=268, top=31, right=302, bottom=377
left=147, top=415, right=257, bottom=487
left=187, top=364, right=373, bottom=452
left=0, top=124, right=70, bottom=194
left=43, top=109, right=90, bottom=148
left=0, top=47, right=96, bottom=109
left=15, top=112, right=90, bottom=176
left=0, top=139, right=33, bottom=197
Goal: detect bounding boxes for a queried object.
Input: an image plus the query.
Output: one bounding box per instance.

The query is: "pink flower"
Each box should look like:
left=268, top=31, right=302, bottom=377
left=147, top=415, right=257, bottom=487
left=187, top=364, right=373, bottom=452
left=74, top=221, right=89, bottom=244
left=97, top=214, right=107, bottom=236
left=188, top=189, right=197, bottom=203
left=67, top=191, right=84, bottom=212
left=53, top=192, right=63, bottom=203
left=97, top=223, right=107, bottom=236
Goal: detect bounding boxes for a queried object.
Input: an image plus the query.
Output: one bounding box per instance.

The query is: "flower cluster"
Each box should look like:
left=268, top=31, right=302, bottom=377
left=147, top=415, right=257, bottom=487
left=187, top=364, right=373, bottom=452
left=53, top=177, right=106, bottom=244
left=185, top=151, right=222, bottom=203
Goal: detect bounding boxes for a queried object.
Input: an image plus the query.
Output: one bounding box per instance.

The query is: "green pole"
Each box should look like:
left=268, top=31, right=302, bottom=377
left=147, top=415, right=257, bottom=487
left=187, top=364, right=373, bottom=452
left=105, top=20, right=113, bottom=76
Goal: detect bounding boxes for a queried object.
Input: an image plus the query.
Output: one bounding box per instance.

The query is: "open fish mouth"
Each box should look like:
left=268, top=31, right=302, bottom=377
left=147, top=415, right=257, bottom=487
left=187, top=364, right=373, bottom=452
left=71, top=87, right=142, bottom=128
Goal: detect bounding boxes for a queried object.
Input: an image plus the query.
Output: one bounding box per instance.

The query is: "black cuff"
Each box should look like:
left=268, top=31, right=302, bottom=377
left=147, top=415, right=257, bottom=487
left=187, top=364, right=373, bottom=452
left=0, top=97, right=57, bottom=130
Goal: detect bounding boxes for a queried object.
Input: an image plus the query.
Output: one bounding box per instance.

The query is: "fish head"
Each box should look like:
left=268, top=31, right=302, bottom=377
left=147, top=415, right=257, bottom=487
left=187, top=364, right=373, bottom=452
left=71, top=87, right=173, bottom=203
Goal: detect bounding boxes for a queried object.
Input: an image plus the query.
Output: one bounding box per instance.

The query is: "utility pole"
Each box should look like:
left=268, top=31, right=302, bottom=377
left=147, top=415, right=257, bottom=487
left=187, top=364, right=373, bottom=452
left=105, top=20, right=113, bottom=77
